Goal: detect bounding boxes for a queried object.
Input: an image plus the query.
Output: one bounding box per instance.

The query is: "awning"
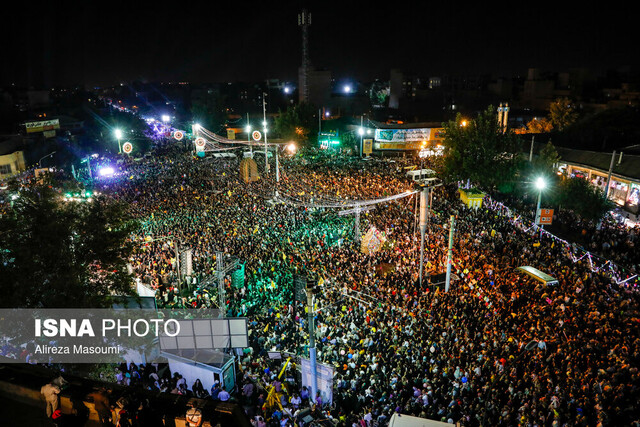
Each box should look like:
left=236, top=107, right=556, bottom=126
left=516, top=266, right=558, bottom=285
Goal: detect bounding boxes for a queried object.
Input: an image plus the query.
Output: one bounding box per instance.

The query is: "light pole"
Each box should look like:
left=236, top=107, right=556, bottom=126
left=115, top=129, right=123, bottom=154
left=263, top=93, right=269, bottom=175
left=305, top=278, right=318, bottom=401
left=246, top=114, right=252, bottom=157
left=535, top=177, right=547, bottom=236
left=38, top=151, right=56, bottom=168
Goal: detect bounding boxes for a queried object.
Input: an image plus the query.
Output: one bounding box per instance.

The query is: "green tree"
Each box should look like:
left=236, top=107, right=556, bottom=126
left=274, top=103, right=317, bottom=142
left=0, top=183, right=138, bottom=308
left=443, top=107, right=524, bottom=193
left=555, top=177, right=613, bottom=222
left=549, top=97, right=579, bottom=131
left=532, top=141, right=560, bottom=176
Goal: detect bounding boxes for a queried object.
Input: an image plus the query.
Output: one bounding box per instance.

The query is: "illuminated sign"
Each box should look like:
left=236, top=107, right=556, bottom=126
left=375, top=128, right=432, bottom=143
left=25, top=119, right=60, bottom=134
left=536, top=209, right=554, bottom=225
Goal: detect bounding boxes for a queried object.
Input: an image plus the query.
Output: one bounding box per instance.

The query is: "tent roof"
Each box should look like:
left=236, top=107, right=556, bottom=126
left=516, top=266, right=558, bottom=285
left=388, top=413, right=452, bottom=427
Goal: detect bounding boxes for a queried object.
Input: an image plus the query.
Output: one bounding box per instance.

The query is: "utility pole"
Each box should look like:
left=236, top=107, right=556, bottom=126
left=354, top=205, right=361, bottom=244
left=247, top=113, right=252, bottom=157
left=419, top=186, right=428, bottom=287
left=174, top=240, right=182, bottom=286
left=263, top=93, right=269, bottom=175
left=445, top=215, right=455, bottom=292
left=305, top=277, right=318, bottom=401
left=275, top=144, right=280, bottom=183
left=215, top=251, right=240, bottom=318
left=529, top=136, right=535, bottom=162
left=216, top=252, right=225, bottom=318
left=605, top=150, right=616, bottom=200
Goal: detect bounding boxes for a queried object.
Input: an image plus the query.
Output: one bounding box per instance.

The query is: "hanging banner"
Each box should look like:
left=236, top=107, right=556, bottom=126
left=25, top=119, right=60, bottom=134
left=300, top=358, right=334, bottom=404
left=375, top=128, right=432, bottom=143
left=226, top=129, right=236, bottom=140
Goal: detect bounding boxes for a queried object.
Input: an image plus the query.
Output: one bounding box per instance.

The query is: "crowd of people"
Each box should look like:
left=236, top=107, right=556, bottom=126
left=4, top=138, right=639, bottom=426
left=76, top=143, right=638, bottom=427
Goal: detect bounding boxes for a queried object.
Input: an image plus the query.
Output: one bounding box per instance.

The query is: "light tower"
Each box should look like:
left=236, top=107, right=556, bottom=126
left=298, top=8, right=312, bottom=104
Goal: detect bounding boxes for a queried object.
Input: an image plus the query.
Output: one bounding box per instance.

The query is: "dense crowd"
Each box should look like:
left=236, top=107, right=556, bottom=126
left=4, top=140, right=639, bottom=426
left=79, top=144, right=639, bottom=427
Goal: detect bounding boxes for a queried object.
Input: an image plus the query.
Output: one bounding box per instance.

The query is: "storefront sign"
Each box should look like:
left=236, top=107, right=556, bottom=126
left=25, top=119, right=60, bottom=134
left=536, top=209, right=554, bottom=225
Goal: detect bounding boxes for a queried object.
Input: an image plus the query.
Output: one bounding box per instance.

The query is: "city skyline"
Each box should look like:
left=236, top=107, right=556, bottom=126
left=2, top=2, right=638, bottom=88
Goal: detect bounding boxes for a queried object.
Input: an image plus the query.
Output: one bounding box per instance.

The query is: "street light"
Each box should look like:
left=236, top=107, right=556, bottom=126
left=38, top=151, right=56, bottom=168
left=535, top=177, right=547, bottom=235
left=114, top=129, right=123, bottom=153
left=535, top=176, right=546, bottom=211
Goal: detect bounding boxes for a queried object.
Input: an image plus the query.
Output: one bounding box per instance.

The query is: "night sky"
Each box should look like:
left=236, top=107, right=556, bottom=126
left=3, top=2, right=638, bottom=88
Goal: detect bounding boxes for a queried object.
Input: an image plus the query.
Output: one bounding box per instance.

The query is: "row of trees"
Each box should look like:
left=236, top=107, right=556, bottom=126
left=0, top=179, right=137, bottom=308
left=442, top=106, right=613, bottom=221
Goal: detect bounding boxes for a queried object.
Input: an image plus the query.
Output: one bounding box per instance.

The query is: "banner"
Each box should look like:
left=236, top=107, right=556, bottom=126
left=375, top=128, right=432, bottom=143
left=226, top=129, right=235, bottom=140
left=25, top=119, right=60, bottom=134
left=300, top=358, right=334, bottom=404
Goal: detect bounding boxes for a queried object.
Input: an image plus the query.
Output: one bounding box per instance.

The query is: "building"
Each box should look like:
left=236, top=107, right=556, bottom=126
left=0, top=136, right=27, bottom=178
left=554, top=147, right=640, bottom=213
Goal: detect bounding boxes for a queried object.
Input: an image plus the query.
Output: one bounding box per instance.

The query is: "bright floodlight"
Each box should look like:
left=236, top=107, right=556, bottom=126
left=114, top=129, right=122, bottom=139
left=287, top=143, right=296, bottom=153
left=535, top=177, right=546, bottom=190
left=358, top=127, right=365, bottom=136
left=246, top=125, right=251, bottom=133
left=344, top=85, right=352, bottom=93
left=194, top=123, right=201, bottom=130
left=284, top=87, right=290, bottom=94
left=99, top=167, right=115, bottom=177
left=162, top=115, right=170, bottom=123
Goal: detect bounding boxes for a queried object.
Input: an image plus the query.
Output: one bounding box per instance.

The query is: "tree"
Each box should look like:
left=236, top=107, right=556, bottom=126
left=532, top=141, right=560, bottom=176
left=0, top=182, right=138, bottom=308
left=443, top=107, right=524, bottom=193
left=274, top=103, right=317, bottom=143
left=554, top=177, right=614, bottom=222
left=549, top=97, right=579, bottom=131
left=527, top=117, right=554, bottom=133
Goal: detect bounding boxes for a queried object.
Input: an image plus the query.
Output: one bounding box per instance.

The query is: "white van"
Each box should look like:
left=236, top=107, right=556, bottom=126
left=406, top=168, right=436, bottom=182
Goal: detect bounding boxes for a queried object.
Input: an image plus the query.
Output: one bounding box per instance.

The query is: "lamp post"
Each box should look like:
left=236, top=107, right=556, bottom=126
left=263, top=93, right=269, bottom=175
left=246, top=114, right=252, bottom=157
left=115, top=129, right=123, bottom=154
left=38, top=151, right=56, bottom=168
left=535, top=177, right=547, bottom=236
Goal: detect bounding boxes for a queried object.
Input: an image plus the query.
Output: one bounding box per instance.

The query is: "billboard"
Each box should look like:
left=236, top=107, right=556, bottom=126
left=375, top=128, right=432, bottom=143
left=25, top=119, right=60, bottom=134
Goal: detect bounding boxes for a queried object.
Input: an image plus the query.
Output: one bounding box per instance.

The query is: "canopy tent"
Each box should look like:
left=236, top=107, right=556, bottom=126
left=388, top=413, right=452, bottom=426
left=516, top=266, right=559, bottom=285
